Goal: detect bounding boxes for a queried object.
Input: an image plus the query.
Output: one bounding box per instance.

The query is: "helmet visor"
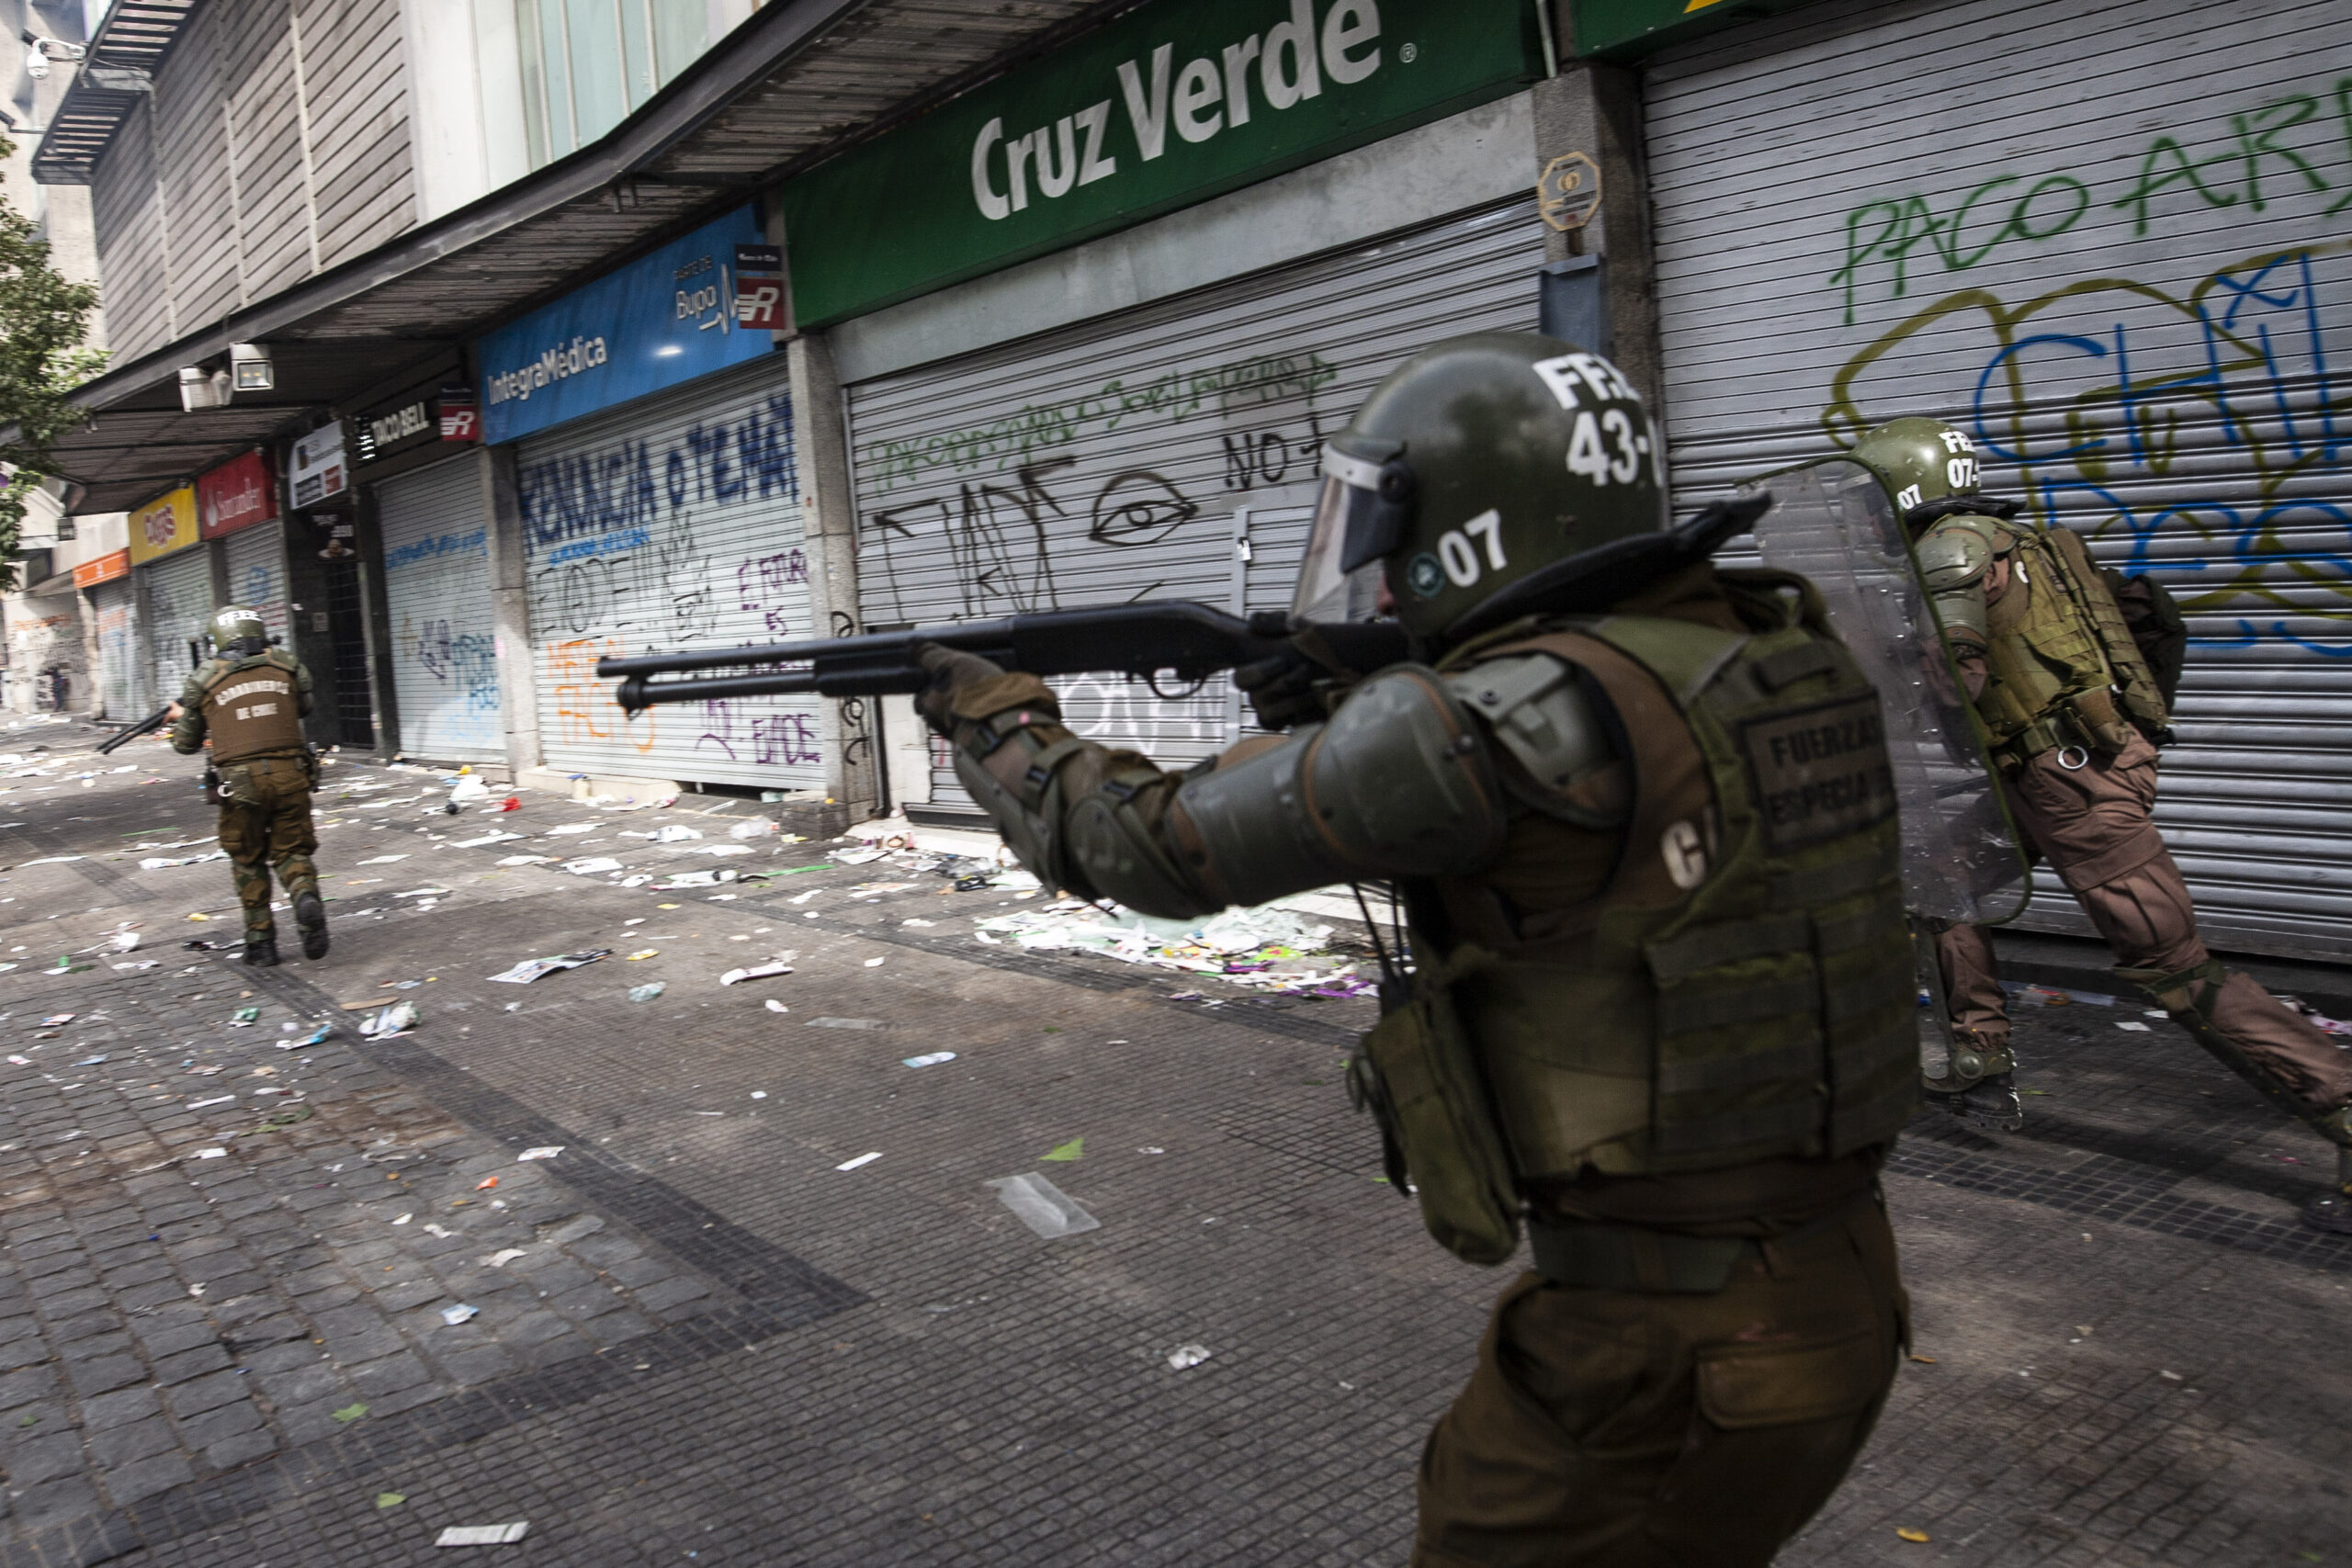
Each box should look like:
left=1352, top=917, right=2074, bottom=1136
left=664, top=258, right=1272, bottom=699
left=1291, top=448, right=1404, bottom=620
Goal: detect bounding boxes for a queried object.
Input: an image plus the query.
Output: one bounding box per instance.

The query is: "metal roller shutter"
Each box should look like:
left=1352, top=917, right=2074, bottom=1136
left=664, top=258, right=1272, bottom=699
left=221, top=524, right=289, bottom=646
left=93, top=580, right=141, bottom=718
left=142, top=550, right=215, bottom=705
left=378, top=457, right=503, bottom=764
left=1643, top=0, right=2352, bottom=961
left=846, top=199, right=1552, bottom=811
left=515, top=352, right=820, bottom=791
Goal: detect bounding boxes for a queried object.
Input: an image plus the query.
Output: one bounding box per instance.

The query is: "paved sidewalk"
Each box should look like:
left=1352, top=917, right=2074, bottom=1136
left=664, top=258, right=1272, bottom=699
left=0, top=726, right=2345, bottom=1566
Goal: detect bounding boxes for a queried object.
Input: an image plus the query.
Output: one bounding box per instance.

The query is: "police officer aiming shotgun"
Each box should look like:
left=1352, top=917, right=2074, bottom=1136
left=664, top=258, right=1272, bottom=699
left=905, top=333, right=1914, bottom=1566
left=162, top=607, right=331, bottom=967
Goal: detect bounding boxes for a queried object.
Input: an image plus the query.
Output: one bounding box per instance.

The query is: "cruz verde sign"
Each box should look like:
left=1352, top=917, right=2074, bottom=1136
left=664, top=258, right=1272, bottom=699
left=780, top=0, right=1543, bottom=326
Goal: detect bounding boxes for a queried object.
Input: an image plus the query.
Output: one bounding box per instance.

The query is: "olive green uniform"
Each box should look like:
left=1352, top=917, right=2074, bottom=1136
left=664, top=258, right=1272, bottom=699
left=169, top=649, right=321, bottom=945
left=924, top=564, right=1913, bottom=1566
left=1916, top=508, right=2352, bottom=1145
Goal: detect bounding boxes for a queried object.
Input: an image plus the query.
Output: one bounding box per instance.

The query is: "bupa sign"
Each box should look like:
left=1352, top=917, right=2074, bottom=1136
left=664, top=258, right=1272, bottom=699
left=472, top=205, right=775, bottom=444
left=781, top=0, right=1541, bottom=325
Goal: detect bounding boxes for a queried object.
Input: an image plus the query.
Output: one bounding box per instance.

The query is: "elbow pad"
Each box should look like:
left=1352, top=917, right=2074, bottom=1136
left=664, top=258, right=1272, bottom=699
left=1164, top=666, right=1508, bottom=908
left=1916, top=515, right=1997, bottom=643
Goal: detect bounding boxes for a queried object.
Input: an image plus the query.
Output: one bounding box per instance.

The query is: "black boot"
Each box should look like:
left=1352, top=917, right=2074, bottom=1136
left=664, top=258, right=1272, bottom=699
left=294, top=892, right=330, bottom=960
left=1925, top=1071, right=2024, bottom=1134
left=243, top=935, right=280, bottom=967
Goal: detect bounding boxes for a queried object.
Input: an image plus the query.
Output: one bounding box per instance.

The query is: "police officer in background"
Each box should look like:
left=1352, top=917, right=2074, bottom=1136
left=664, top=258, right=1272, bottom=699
left=1851, top=418, right=2352, bottom=1234
left=919, top=333, right=1916, bottom=1566
left=165, top=607, right=330, bottom=967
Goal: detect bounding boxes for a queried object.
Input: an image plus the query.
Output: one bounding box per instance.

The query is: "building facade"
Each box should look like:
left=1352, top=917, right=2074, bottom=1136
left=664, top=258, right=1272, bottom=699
left=23, top=0, right=2348, bottom=959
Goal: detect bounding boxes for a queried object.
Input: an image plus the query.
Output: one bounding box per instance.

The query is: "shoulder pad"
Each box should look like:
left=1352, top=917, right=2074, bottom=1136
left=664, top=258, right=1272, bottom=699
left=1445, top=652, right=1623, bottom=827
left=1915, top=514, right=1999, bottom=593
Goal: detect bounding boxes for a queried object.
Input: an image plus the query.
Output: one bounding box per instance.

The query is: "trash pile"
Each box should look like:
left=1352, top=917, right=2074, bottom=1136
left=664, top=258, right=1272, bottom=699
left=971, top=901, right=1374, bottom=998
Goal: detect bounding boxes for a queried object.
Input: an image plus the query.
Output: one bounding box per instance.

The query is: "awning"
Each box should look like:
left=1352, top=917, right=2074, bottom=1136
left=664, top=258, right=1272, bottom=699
left=30, top=0, right=1125, bottom=513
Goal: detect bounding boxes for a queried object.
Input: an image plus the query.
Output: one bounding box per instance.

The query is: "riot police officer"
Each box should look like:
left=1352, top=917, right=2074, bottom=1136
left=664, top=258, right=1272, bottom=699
left=1851, top=418, right=2352, bottom=1234
left=920, top=333, right=1915, bottom=1566
left=166, top=606, right=330, bottom=966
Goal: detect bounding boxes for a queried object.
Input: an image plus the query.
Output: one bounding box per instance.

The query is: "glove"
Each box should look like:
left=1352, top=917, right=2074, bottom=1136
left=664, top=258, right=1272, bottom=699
left=1231, top=622, right=1413, bottom=731
left=914, top=643, right=1008, bottom=740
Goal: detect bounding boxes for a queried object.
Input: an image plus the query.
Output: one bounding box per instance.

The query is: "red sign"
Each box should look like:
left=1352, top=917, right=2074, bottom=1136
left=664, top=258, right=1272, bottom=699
left=734, top=243, right=786, bottom=331
left=438, top=389, right=481, bottom=442
left=197, top=449, right=279, bottom=539
left=72, top=548, right=130, bottom=589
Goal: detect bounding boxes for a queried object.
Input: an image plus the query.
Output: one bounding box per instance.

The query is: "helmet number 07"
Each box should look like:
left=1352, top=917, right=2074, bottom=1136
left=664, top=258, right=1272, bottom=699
left=1947, top=457, right=1978, bottom=490
left=1567, top=410, right=1645, bottom=485
left=1438, top=510, right=1509, bottom=588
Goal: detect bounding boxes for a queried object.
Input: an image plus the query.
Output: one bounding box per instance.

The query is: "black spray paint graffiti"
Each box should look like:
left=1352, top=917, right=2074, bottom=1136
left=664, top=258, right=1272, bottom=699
left=865, top=458, right=1204, bottom=620
left=517, top=391, right=798, bottom=550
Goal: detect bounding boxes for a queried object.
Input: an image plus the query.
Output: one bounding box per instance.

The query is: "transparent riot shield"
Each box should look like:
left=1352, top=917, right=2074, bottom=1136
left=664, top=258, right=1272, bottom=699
left=1743, top=457, right=2030, bottom=929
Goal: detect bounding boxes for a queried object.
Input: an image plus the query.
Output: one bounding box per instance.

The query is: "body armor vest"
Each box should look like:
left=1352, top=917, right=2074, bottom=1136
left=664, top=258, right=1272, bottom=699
left=1430, top=581, right=1918, bottom=1179
left=199, top=651, right=305, bottom=765
left=1943, top=515, right=2168, bottom=761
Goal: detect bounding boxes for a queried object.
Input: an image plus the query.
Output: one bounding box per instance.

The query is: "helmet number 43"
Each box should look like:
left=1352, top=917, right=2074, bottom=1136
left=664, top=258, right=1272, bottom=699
left=1567, top=409, right=1645, bottom=486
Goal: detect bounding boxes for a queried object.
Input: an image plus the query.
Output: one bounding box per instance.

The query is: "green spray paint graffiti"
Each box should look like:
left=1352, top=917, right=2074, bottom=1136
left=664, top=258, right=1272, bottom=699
left=1825, top=240, right=2352, bottom=652
left=1830, top=75, right=2352, bottom=327
left=862, top=350, right=1340, bottom=492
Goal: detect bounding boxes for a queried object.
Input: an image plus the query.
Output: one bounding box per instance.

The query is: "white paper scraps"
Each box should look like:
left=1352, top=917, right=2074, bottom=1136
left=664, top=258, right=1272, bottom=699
left=835, top=1152, right=883, bottom=1171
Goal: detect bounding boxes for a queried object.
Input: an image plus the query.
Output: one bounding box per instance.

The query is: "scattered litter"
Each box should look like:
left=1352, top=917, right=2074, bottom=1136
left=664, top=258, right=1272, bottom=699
left=331, top=1403, right=368, bottom=1423
left=424, top=1224, right=454, bottom=1237
left=836, top=1151, right=883, bottom=1171
left=139, top=850, right=228, bottom=869
left=516, top=1146, right=562, bottom=1161
left=232, top=1006, right=261, bottom=1024
left=1138, top=1145, right=1164, bottom=1155
left=720, top=962, right=793, bottom=986
left=112, top=960, right=161, bottom=972
left=494, top=854, right=552, bottom=866
left=188, top=1096, right=237, bottom=1110
left=75, top=1055, right=107, bottom=1066
left=2114, top=1021, right=2152, bottom=1032
left=751, top=1091, right=767, bottom=1100
left=729, top=818, right=776, bottom=839
left=376, top=1492, right=406, bottom=1510
left=901, top=918, right=936, bottom=929
left=439, top=1303, right=479, bottom=1325
left=39, top=1013, right=74, bottom=1026
left=481, top=1248, right=527, bottom=1268
left=435, top=1524, right=529, bottom=1547
left=626, top=950, right=661, bottom=962
left=392, top=887, right=451, bottom=899
left=2159, top=1370, right=2183, bottom=1382
left=20, top=855, right=85, bottom=864
left=863, top=956, right=886, bottom=968
left=547, top=823, right=599, bottom=835
left=193, top=1148, right=227, bottom=1159
left=1040, top=1137, right=1084, bottom=1163
left=449, top=830, right=524, bottom=848
left=628, top=983, right=666, bottom=1003
left=359, top=1000, right=420, bottom=1040
left=969, top=903, right=1365, bottom=996
left=475, top=1177, right=499, bottom=1190
left=486, top=951, right=611, bottom=984
left=1166, top=1344, right=1212, bottom=1371
left=831, top=846, right=888, bottom=865
left=987, top=1171, right=1101, bottom=1238
left=277, top=1024, right=334, bottom=1051
left=392, top=1213, right=413, bottom=1225
left=650, top=869, right=737, bottom=890
left=1896, top=1529, right=1930, bottom=1544
left=902, top=1052, right=956, bottom=1068
left=764, top=1000, right=788, bottom=1014
left=356, top=854, right=409, bottom=865
left=342, top=998, right=396, bottom=1011
left=563, top=857, right=624, bottom=875
left=806, top=1017, right=883, bottom=1031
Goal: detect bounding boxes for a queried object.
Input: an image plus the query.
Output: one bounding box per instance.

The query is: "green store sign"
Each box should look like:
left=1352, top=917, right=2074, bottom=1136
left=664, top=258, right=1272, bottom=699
left=780, top=0, right=1544, bottom=327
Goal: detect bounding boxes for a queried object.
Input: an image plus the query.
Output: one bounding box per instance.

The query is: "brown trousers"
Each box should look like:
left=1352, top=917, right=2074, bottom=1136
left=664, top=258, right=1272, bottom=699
left=216, top=755, right=320, bottom=942
left=1937, top=734, right=2352, bottom=1115
left=1413, top=1202, right=1905, bottom=1568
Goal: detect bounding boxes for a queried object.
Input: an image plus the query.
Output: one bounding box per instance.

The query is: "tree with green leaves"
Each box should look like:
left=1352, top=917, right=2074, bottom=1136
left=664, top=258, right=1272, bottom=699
left=1, top=134, right=105, bottom=591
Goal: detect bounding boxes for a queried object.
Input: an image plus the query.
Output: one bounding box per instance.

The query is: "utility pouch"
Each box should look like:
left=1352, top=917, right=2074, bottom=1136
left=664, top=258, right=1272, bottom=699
left=215, top=763, right=262, bottom=807
left=1350, top=945, right=1521, bottom=1266
left=2039, top=526, right=2171, bottom=739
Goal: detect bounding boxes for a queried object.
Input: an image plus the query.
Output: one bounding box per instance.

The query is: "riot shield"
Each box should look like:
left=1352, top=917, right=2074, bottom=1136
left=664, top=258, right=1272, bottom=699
left=1743, top=457, right=2030, bottom=928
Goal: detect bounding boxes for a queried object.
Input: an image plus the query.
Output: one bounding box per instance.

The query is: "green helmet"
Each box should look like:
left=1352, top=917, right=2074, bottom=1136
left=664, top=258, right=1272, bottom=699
left=212, top=606, right=267, bottom=650
left=1848, top=416, right=1984, bottom=522
left=1292, top=332, right=1668, bottom=641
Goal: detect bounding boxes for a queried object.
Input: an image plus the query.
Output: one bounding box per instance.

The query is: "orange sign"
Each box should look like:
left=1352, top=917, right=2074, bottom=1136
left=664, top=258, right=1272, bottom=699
left=128, top=486, right=199, bottom=564
left=72, top=548, right=131, bottom=589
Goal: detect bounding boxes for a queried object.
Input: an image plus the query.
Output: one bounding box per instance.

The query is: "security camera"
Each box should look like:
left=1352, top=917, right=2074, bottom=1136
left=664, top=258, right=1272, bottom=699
left=23, top=38, right=86, bottom=80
